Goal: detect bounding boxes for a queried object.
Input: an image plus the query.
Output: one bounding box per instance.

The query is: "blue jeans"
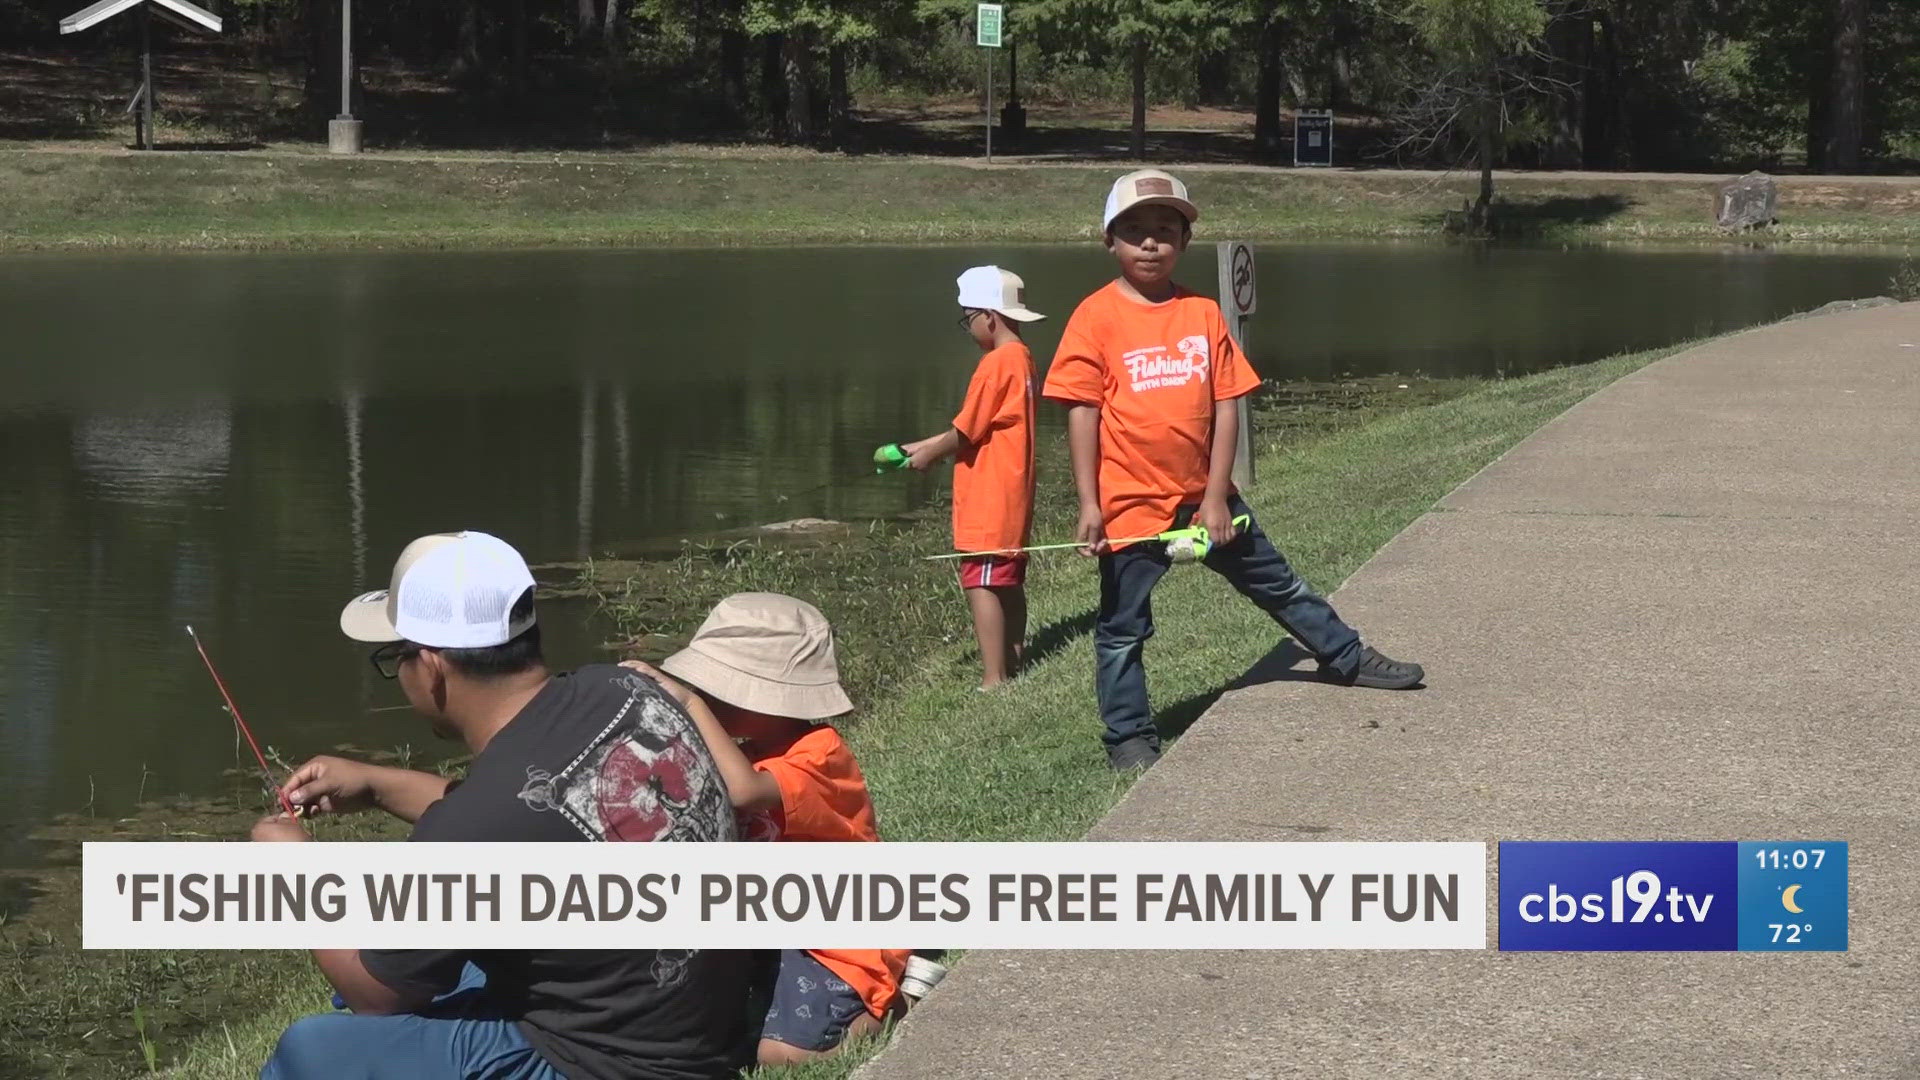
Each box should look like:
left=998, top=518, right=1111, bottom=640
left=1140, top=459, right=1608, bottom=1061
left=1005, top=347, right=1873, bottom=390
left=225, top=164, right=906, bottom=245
left=261, top=965, right=562, bottom=1080
left=1095, top=494, right=1362, bottom=748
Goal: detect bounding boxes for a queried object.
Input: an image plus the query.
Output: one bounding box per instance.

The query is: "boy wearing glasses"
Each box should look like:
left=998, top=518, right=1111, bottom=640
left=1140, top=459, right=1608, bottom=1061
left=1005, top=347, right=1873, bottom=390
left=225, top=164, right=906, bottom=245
left=248, top=531, right=752, bottom=1079
left=899, top=266, right=1044, bottom=689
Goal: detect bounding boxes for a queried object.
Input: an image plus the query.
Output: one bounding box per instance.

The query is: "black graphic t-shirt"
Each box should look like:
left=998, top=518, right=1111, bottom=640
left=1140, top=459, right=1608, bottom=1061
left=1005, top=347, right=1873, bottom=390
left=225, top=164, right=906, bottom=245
left=360, top=665, right=749, bottom=1080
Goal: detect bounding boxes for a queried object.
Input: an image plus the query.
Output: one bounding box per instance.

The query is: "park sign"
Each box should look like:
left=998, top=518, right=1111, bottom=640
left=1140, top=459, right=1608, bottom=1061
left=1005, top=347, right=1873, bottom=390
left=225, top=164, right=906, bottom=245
left=1294, top=109, right=1333, bottom=167
left=977, top=3, right=1003, bottom=48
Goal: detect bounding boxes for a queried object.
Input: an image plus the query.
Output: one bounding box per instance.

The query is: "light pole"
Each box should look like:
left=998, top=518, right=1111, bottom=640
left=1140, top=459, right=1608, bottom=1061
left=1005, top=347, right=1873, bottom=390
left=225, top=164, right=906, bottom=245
left=327, top=0, right=363, bottom=153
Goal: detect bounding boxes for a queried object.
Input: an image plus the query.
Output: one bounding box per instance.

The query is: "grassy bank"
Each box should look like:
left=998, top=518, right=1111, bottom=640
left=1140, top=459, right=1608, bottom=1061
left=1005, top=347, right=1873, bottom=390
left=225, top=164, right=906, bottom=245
left=1, top=350, right=1685, bottom=1078
left=5, top=147, right=1920, bottom=251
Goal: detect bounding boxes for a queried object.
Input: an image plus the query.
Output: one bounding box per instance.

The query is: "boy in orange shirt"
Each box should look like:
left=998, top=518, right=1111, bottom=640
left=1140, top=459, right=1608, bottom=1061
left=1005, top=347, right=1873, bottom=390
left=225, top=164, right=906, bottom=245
left=1043, top=170, right=1426, bottom=772
left=901, top=265, right=1042, bottom=688
left=622, top=592, right=911, bottom=1066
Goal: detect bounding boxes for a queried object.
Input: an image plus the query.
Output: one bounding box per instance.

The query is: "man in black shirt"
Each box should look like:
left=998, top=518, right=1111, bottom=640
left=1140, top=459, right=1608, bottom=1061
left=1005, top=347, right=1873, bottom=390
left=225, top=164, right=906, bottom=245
left=251, top=531, right=749, bottom=1080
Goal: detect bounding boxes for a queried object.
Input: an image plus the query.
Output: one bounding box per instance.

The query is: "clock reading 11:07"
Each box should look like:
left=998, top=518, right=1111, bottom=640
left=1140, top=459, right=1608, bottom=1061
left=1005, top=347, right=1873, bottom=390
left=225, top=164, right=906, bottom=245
left=1735, top=843, right=1846, bottom=952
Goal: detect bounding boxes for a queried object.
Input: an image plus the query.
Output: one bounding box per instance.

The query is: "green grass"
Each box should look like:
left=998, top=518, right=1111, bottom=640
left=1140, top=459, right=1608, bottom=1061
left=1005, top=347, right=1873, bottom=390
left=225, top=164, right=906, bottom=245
left=4, top=148, right=1920, bottom=251
left=22, top=341, right=1677, bottom=1080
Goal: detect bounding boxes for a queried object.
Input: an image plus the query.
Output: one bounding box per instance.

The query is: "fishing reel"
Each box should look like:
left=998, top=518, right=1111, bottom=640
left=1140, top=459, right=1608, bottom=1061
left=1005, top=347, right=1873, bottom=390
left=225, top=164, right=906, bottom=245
left=1161, top=514, right=1251, bottom=564
left=872, top=443, right=913, bottom=474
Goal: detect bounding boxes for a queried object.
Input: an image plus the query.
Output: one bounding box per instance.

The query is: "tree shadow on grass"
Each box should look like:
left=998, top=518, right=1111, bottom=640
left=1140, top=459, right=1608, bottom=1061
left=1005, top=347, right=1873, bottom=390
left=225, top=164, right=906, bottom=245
left=137, top=139, right=267, bottom=152
left=1429, top=194, right=1637, bottom=238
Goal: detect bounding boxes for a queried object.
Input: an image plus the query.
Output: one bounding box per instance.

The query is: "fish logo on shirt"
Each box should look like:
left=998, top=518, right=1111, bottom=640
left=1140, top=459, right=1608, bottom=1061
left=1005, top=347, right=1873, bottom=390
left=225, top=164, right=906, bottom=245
left=1175, top=335, right=1211, bottom=377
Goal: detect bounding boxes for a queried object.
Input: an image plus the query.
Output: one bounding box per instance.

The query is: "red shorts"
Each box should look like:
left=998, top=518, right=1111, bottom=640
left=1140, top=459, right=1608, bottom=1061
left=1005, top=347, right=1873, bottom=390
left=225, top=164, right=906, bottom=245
left=958, top=553, right=1027, bottom=589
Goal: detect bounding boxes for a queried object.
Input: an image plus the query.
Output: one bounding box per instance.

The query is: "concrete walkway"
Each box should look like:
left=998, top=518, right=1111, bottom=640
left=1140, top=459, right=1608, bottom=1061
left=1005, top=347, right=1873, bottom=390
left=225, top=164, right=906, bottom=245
left=863, top=302, right=1920, bottom=1079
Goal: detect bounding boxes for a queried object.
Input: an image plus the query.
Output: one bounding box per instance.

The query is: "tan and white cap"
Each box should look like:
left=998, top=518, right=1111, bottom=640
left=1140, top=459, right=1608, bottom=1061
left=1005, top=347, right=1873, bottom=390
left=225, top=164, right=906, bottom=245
left=956, top=265, right=1046, bottom=322
left=339, top=531, right=537, bottom=649
left=660, top=592, right=853, bottom=721
left=1102, top=168, right=1199, bottom=231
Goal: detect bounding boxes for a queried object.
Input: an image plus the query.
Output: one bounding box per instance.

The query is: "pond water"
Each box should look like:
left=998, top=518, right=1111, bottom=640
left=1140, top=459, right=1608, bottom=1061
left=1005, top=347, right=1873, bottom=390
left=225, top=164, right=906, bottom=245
left=0, top=241, right=1906, bottom=850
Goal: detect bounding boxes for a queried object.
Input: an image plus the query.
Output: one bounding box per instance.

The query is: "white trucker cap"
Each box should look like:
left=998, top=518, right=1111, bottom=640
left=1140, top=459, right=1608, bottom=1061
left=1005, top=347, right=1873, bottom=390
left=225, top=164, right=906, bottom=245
left=1102, top=168, right=1199, bottom=232
left=339, top=531, right=537, bottom=649
left=956, top=265, right=1046, bottom=322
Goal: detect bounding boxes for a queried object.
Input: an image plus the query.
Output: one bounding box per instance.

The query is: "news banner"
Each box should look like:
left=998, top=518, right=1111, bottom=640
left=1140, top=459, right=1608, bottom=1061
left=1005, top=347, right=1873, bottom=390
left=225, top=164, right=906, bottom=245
left=81, top=840, right=1847, bottom=952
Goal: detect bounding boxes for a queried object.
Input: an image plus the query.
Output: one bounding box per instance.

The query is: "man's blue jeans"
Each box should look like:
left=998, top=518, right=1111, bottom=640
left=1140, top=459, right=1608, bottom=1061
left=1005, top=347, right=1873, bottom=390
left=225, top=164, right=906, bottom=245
left=1095, top=494, right=1362, bottom=748
left=260, top=965, right=562, bottom=1080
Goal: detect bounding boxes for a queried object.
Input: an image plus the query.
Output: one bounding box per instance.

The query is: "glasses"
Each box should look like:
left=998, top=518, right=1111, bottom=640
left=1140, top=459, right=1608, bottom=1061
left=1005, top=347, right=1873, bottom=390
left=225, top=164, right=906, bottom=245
left=956, top=309, right=986, bottom=334
left=369, top=641, right=423, bottom=679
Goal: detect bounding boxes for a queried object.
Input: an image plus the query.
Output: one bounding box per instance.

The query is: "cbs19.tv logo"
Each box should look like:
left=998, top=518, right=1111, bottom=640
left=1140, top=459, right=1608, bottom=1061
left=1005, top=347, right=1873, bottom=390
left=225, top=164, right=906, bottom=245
left=1498, top=841, right=1846, bottom=952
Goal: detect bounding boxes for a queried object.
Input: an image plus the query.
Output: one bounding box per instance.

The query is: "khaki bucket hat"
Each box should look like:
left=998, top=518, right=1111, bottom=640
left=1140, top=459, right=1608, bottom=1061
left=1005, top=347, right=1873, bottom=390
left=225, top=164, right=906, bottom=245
left=660, top=593, right=853, bottom=721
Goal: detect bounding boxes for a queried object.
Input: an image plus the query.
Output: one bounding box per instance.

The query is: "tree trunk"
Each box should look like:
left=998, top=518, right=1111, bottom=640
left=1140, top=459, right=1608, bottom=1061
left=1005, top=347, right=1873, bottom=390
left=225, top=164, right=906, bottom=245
left=302, top=0, right=332, bottom=119
left=1253, top=16, right=1283, bottom=155
left=761, top=33, right=787, bottom=135
left=509, top=0, right=529, bottom=98
left=577, top=0, right=597, bottom=50
left=254, top=0, right=274, bottom=134
left=1130, top=36, right=1146, bottom=159
left=1825, top=0, right=1866, bottom=173
left=1195, top=50, right=1230, bottom=108
left=1584, top=10, right=1618, bottom=169
left=1470, top=92, right=1496, bottom=233
left=722, top=28, right=749, bottom=112
left=828, top=42, right=850, bottom=149
left=602, top=0, right=622, bottom=56
left=1543, top=10, right=1591, bottom=168
left=782, top=28, right=815, bottom=142
left=452, top=0, right=482, bottom=84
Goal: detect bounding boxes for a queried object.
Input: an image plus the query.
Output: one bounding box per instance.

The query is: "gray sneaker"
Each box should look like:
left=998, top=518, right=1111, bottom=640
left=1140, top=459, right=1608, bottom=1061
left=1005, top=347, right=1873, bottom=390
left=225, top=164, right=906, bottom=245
left=1329, top=645, right=1424, bottom=690
left=1106, top=736, right=1162, bottom=772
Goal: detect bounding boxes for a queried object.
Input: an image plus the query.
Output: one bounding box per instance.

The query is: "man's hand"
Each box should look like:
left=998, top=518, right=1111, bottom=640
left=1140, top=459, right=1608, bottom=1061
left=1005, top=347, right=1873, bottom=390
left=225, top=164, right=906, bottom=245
left=1075, top=502, right=1108, bottom=556
left=1197, top=497, right=1237, bottom=548
left=280, top=756, right=380, bottom=818
left=620, top=660, right=696, bottom=708
left=251, top=813, right=310, bottom=843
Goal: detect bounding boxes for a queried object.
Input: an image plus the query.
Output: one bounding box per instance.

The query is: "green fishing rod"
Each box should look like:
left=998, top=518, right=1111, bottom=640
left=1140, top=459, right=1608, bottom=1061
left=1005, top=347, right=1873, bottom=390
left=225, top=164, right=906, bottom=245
left=923, top=515, right=1252, bottom=564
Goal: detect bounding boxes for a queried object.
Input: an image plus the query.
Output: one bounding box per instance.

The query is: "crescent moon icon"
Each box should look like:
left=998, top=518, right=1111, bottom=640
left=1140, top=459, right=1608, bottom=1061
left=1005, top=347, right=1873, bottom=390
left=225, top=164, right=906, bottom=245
left=1782, top=884, right=1804, bottom=914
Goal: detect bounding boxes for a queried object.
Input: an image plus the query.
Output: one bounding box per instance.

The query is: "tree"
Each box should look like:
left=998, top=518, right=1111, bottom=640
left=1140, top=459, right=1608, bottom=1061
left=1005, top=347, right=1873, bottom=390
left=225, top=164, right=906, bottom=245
left=1017, top=0, right=1231, bottom=158
left=1399, top=0, right=1551, bottom=231
left=741, top=0, right=894, bottom=144
left=1826, top=0, right=1866, bottom=172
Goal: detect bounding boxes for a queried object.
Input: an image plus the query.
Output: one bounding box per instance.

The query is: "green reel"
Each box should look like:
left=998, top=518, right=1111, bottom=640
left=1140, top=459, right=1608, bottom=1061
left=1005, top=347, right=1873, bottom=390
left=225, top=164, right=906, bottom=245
left=1162, top=514, right=1251, bottom=563
left=872, top=443, right=911, bottom=474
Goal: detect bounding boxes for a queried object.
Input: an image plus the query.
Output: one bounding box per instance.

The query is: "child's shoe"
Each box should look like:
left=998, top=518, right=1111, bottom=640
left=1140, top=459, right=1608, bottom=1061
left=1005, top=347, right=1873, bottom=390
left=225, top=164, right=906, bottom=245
left=1329, top=645, right=1425, bottom=690
left=900, top=955, right=949, bottom=1001
left=1105, top=736, right=1161, bottom=772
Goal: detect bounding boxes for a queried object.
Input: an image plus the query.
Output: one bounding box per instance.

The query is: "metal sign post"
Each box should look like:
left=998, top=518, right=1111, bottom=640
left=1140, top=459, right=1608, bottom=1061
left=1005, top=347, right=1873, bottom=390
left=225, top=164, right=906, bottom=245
left=1218, top=241, right=1257, bottom=489
left=977, top=3, right=1002, bottom=162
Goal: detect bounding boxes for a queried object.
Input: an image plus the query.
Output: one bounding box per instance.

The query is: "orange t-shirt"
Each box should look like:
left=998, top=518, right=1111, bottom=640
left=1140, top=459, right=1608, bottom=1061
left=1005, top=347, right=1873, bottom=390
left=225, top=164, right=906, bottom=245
left=950, top=341, right=1036, bottom=554
left=1041, top=281, right=1261, bottom=547
left=744, top=726, right=909, bottom=1020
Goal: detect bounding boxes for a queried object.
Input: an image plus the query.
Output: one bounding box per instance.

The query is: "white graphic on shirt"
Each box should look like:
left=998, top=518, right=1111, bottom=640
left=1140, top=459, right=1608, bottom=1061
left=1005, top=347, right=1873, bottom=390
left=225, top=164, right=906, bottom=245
left=1121, top=336, right=1211, bottom=393
left=515, top=673, right=733, bottom=844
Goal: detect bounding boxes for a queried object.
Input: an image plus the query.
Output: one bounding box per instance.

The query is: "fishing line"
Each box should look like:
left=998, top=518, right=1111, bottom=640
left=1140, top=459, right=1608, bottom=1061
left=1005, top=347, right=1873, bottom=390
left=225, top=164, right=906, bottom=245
left=769, top=442, right=913, bottom=509
left=185, top=626, right=299, bottom=819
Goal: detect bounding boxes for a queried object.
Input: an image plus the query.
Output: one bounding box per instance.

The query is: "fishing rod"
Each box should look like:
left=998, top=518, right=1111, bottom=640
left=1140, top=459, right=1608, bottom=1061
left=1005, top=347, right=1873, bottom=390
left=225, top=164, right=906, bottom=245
left=924, top=516, right=1252, bottom=563
left=185, top=625, right=300, bottom=819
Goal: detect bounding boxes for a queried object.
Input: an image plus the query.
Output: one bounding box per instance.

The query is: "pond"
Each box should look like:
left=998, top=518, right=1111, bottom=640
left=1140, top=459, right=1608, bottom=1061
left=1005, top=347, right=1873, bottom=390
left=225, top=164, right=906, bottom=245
left=0, top=241, right=1906, bottom=849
